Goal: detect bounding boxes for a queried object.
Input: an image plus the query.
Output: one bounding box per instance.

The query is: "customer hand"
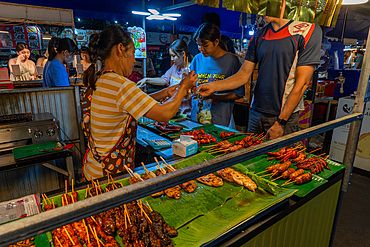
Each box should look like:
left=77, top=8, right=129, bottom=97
left=266, top=122, right=284, bottom=140
left=197, top=83, right=216, bottom=97
left=179, top=70, right=197, bottom=91
left=137, top=78, right=148, bottom=88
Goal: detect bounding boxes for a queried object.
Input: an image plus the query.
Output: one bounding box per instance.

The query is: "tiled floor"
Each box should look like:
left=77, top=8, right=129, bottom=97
left=332, top=172, right=370, bottom=247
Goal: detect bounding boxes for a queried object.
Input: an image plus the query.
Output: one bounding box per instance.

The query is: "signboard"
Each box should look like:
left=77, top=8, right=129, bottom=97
left=0, top=25, right=42, bottom=50
left=365, top=74, right=370, bottom=102
left=330, top=97, right=370, bottom=172
left=147, top=32, right=171, bottom=45
left=128, top=26, right=146, bottom=59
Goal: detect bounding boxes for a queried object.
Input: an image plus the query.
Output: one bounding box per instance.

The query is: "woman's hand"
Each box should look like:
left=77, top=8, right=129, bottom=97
left=166, top=85, right=178, bottom=98
left=17, top=54, right=25, bottom=63
left=179, top=71, right=197, bottom=92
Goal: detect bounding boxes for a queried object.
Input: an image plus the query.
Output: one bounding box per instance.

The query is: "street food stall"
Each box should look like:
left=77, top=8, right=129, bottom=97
left=0, top=0, right=369, bottom=246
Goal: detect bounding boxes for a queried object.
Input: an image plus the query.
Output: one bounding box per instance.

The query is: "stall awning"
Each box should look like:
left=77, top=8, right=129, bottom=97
left=0, top=2, right=74, bottom=26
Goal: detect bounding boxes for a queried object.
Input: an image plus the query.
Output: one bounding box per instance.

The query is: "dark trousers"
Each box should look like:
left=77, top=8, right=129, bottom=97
left=247, top=108, right=299, bottom=135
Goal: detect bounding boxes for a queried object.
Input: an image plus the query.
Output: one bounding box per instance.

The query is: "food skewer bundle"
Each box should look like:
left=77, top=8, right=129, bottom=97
left=206, top=134, right=264, bottom=155
left=259, top=161, right=293, bottom=179
left=219, top=131, right=252, bottom=139
left=282, top=172, right=313, bottom=186
left=152, top=122, right=183, bottom=133
left=43, top=177, right=178, bottom=247
left=173, top=128, right=217, bottom=145
left=216, top=168, right=257, bottom=192
left=267, top=145, right=305, bottom=162
left=294, top=156, right=330, bottom=174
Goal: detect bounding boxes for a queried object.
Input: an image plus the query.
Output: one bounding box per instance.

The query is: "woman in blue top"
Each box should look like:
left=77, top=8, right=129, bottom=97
left=190, top=23, right=244, bottom=127
left=43, top=37, right=78, bottom=87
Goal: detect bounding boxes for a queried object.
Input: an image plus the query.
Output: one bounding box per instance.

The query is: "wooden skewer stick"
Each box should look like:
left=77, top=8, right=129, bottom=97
left=324, top=154, right=330, bottom=160
left=55, top=236, right=63, bottom=247
left=124, top=204, right=131, bottom=225
left=255, top=170, right=267, bottom=175
left=96, top=180, right=103, bottom=194
left=85, top=185, right=89, bottom=199
left=271, top=175, right=283, bottom=181
left=317, top=153, right=327, bottom=158
left=65, top=180, right=68, bottom=195
left=88, top=225, right=100, bottom=247
left=138, top=201, right=153, bottom=224
left=142, top=162, right=156, bottom=178
left=308, top=147, right=322, bottom=154
left=44, top=193, right=52, bottom=204
left=270, top=171, right=279, bottom=178
left=92, top=180, right=98, bottom=195
left=297, top=148, right=307, bottom=154
left=260, top=173, right=272, bottom=177
left=282, top=180, right=296, bottom=186
left=156, top=164, right=166, bottom=175
left=52, top=199, right=55, bottom=209
left=72, top=179, right=74, bottom=193
left=145, top=201, right=153, bottom=212
left=82, top=219, right=90, bottom=244
left=41, top=194, right=47, bottom=205
left=63, top=226, right=75, bottom=245
left=160, top=156, right=176, bottom=171
left=281, top=179, right=292, bottom=186
left=120, top=182, right=124, bottom=188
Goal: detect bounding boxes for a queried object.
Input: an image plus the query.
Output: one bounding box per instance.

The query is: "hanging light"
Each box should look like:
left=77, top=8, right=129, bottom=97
left=342, top=0, right=368, bottom=4
left=132, top=9, right=181, bottom=21
left=0, top=31, right=9, bottom=34
left=43, top=31, right=52, bottom=40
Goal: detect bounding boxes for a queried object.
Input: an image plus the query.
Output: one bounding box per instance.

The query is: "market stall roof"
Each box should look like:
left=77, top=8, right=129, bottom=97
left=0, top=0, right=369, bottom=39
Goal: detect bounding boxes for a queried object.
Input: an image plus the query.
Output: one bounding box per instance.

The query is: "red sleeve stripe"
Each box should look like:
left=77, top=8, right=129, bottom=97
left=304, top=24, right=315, bottom=49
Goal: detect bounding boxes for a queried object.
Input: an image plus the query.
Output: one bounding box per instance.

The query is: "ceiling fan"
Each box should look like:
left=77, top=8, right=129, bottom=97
left=132, top=9, right=181, bottom=21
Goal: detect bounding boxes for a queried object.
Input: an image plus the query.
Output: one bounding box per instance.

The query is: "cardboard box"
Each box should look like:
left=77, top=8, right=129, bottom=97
left=172, top=135, right=198, bottom=157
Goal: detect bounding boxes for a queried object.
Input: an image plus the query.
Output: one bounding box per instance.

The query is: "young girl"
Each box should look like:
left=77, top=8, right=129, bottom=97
left=191, top=23, right=244, bottom=127
left=43, top=37, right=78, bottom=87
left=8, top=42, right=37, bottom=81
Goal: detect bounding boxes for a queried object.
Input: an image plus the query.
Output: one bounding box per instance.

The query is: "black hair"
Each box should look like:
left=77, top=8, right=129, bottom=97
left=357, top=49, right=364, bottom=55
left=47, top=37, right=78, bottom=61
left=16, top=42, right=29, bottom=52
left=193, top=23, right=228, bottom=52
left=80, top=46, right=91, bottom=56
left=169, top=39, right=193, bottom=62
left=83, top=25, right=133, bottom=90
left=201, top=12, right=221, bottom=29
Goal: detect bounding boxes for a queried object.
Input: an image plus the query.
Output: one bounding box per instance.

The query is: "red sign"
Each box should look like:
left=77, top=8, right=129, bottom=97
left=0, top=25, right=42, bottom=50
left=147, top=45, right=161, bottom=51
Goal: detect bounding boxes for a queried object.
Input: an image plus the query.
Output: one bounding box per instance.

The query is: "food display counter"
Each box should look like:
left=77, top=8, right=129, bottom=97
left=0, top=113, right=358, bottom=247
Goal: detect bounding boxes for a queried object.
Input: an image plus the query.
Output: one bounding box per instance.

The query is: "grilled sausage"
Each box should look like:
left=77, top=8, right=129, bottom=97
left=294, top=173, right=313, bottom=185
left=281, top=168, right=296, bottom=179
left=289, top=169, right=305, bottom=180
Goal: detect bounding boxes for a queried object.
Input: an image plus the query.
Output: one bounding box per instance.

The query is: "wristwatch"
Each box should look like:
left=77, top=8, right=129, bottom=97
left=277, top=117, right=287, bottom=126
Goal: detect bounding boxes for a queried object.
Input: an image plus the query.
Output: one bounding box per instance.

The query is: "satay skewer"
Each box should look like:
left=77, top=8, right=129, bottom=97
left=271, top=175, right=283, bottom=181
left=156, top=164, right=167, bottom=175
left=141, top=162, right=156, bottom=178
left=85, top=185, right=89, bottom=199
left=145, top=201, right=153, bottom=212
left=82, top=219, right=90, bottom=244
left=160, top=156, right=176, bottom=171
left=308, top=147, right=322, bottom=154
left=96, top=180, right=103, bottom=194
left=55, top=236, right=63, bottom=247
left=124, top=204, right=131, bottom=224
left=63, top=226, right=75, bottom=245
left=88, top=225, right=100, bottom=247
left=65, top=180, right=68, bottom=195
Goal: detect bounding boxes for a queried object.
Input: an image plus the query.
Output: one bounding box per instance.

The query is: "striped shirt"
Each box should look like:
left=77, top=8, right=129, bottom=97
left=84, top=73, right=157, bottom=180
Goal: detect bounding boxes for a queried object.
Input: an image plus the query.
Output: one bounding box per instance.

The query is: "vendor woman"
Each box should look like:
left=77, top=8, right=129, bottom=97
left=82, top=25, right=197, bottom=180
left=8, top=42, right=37, bottom=81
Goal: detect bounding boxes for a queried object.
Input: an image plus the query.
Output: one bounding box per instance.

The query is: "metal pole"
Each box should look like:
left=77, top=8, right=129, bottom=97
left=341, top=27, right=370, bottom=191
left=340, top=7, right=349, bottom=42
left=143, top=0, right=146, bottom=77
